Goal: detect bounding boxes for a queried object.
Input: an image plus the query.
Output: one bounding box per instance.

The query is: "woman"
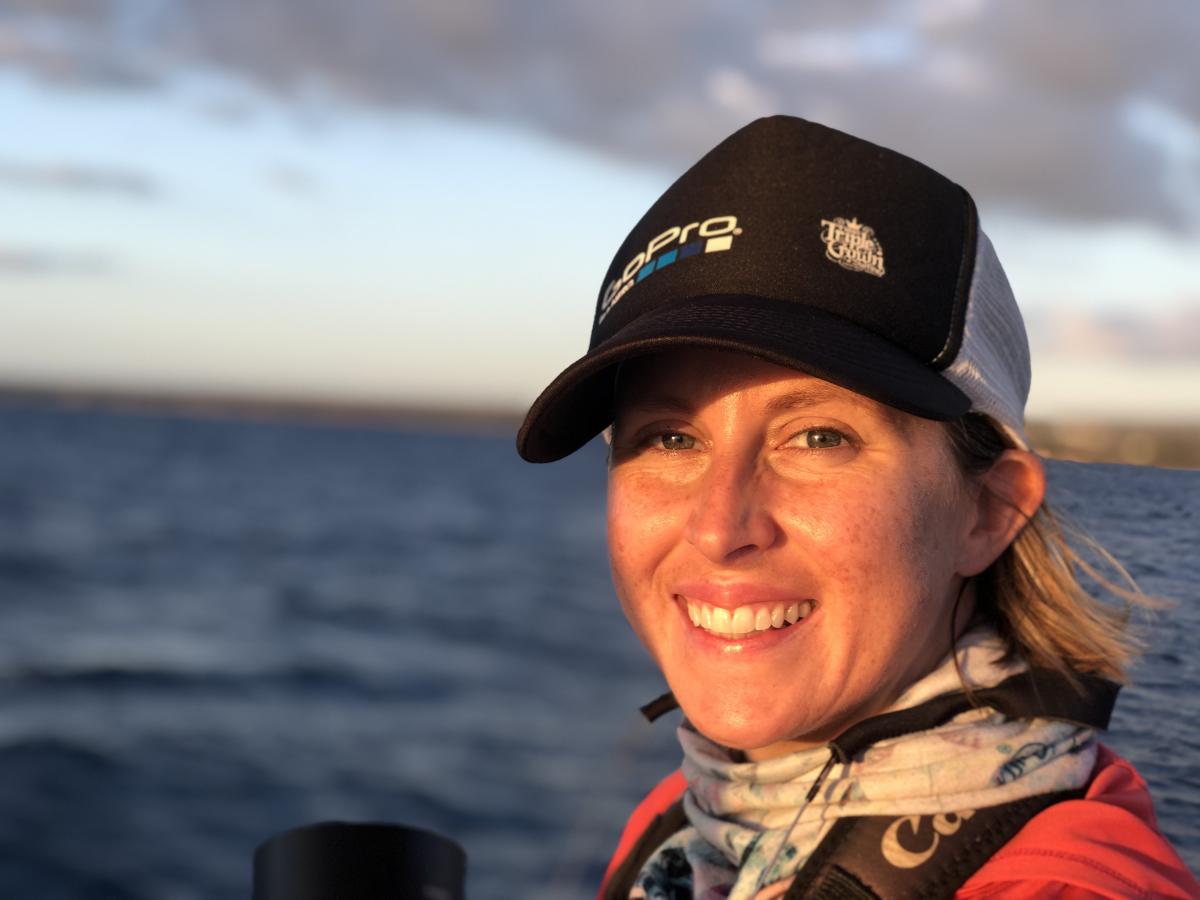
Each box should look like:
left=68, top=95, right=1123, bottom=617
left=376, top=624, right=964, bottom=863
left=517, top=117, right=1199, bottom=899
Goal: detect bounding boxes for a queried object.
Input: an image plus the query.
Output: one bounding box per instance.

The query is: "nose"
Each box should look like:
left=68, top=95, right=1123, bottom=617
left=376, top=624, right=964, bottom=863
left=685, top=449, right=779, bottom=564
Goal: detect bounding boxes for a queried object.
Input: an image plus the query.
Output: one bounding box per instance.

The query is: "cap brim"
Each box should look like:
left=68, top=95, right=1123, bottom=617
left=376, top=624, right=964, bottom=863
left=517, top=295, right=971, bottom=463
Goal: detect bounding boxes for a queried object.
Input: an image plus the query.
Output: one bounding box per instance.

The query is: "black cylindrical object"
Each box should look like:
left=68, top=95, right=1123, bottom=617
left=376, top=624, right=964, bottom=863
left=252, top=821, right=466, bottom=900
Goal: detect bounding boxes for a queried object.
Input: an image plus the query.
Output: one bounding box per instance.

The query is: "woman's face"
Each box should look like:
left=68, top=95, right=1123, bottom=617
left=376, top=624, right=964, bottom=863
left=607, top=349, right=987, bottom=758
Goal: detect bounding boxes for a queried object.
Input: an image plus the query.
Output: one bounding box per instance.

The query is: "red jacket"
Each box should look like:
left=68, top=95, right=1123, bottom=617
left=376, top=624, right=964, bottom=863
left=601, top=744, right=1200, bottom=898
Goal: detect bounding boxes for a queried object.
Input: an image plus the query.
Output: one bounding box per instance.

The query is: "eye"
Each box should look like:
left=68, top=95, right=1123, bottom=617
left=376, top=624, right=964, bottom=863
left=657, top=431, right=696, bottom=451
left=806, top=429, right=843, bottom=449
left=788, top=427, right=847, bottom=450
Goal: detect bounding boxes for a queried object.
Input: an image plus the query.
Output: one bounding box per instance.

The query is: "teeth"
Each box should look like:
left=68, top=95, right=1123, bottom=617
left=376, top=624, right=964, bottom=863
left=683, top=598, right=814, bottom=638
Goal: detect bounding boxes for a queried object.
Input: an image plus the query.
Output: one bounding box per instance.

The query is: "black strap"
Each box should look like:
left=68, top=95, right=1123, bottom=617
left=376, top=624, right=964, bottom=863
left=640, top=691, right=680, bottom=723
left=785, top=789, right=1086, bottom=899
left=827, top=669, right=1117, bottom=763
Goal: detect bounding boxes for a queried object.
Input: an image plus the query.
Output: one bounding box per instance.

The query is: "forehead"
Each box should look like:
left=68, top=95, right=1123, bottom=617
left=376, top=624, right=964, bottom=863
left=614, top=348, right=911, bottom=427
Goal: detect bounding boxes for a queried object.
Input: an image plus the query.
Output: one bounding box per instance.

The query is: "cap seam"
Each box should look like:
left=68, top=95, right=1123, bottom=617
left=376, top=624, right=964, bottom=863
left=930, top=187, right=978, bottom=369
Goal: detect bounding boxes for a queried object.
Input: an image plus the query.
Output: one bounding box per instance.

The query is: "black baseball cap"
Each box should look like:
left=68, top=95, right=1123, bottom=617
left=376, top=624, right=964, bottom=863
left=516, top=115, right=1030, bottom=463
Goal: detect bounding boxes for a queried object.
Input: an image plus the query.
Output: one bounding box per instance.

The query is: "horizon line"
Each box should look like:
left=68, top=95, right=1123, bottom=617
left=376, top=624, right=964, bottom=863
left=2, top=381, right=1198, bottom=469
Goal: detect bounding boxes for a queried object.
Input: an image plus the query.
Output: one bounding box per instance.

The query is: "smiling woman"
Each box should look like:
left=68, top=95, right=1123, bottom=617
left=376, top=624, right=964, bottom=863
left=606, top=350, right=1029, bottom=758
left=516, top=117, right=1199, bottom=899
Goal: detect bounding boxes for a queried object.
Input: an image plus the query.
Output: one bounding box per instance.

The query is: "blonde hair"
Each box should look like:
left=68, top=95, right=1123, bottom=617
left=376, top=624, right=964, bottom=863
left=944, top=415, right=1160, bottom=685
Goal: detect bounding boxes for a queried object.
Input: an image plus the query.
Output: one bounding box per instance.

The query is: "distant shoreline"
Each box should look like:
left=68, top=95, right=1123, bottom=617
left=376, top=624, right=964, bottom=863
left=2, top=383, right=1197, bottom=469
left=0, top=383, right=523, bottom=433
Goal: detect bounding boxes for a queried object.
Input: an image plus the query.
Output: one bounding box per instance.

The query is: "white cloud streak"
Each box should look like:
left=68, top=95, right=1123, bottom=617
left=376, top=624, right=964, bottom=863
left=0, top=0, right=1197, bottom=231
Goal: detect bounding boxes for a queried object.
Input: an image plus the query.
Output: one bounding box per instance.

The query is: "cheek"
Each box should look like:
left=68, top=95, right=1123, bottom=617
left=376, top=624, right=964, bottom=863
left=606, top=474, right=682, bottom=566
left=605, top=481, right=640, bottom=581
left=775, top=479, right=897, bottom=553
left=778, top=477, right=957, bottom=591
left=606, top=476, right=681, bottom=625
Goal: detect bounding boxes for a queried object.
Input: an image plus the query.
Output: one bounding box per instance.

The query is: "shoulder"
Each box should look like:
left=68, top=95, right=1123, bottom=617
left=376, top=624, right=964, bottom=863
left=959, top=744, right=1200, bottom=899
left=599, top=769, right=687, bottom=898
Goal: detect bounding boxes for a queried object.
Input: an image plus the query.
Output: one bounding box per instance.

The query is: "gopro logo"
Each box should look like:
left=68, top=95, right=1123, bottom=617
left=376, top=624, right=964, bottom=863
left=598, top=215, right=743, bottom=323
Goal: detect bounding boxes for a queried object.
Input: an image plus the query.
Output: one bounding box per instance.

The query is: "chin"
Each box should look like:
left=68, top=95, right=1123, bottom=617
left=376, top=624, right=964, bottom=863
left=676, top=690, right=818, bottom=753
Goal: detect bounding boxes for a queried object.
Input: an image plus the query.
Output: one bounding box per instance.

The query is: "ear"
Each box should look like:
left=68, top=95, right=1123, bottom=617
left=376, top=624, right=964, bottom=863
left=957, top=449, right=1046, bottom=577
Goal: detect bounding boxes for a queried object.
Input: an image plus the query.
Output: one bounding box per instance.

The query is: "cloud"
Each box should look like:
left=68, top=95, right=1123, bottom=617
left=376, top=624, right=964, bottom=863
left=1026, top=304, right=1200, bottom=361
left=263, top=162, right=316, bottom=195
left=0, top=160, right=159, bottom=198
left=0, top=4, right=166, bottom=89
left=707, top=67, right=778, bottom=119
left=758, top=26, right=919, bottom=72
left=2, top=0, right=1198, bottom=229
left=0, top=245, right=114, bottom=275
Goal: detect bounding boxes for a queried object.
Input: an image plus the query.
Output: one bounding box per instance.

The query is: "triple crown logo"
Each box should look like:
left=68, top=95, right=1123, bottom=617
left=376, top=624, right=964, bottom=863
left=820, top=216, right=885, bottom=277
left=598, top=215, right=742, bottom=323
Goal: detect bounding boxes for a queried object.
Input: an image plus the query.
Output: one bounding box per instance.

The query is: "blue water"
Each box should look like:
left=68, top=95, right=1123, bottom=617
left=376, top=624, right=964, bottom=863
left=0, top=405, right=1195, bottom=898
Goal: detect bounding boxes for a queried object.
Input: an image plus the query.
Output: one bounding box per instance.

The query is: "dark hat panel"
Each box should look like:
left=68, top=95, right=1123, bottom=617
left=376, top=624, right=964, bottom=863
left=590, top=117, right=975, bottom=370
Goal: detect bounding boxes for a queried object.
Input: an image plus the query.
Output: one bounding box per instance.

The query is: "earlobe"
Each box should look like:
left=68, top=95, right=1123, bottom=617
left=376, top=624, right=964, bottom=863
left=958, top=449, right=1046, bottom=577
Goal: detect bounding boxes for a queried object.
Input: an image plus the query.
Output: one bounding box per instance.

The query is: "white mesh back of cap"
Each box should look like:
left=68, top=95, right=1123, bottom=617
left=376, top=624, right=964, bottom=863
left=943, top=230, right=1031, bottom=449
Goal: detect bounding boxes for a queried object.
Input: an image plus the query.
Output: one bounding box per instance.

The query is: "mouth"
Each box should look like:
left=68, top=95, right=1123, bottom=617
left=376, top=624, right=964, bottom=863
left=678, top=596, right=816, bottom=639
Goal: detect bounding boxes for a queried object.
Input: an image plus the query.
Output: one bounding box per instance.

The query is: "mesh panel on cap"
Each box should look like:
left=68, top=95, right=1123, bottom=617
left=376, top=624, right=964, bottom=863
left=943, top=230, right=1031, bottom=449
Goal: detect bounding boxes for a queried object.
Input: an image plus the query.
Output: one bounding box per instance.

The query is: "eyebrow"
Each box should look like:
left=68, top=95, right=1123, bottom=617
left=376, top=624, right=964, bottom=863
left=764, top=386, right=860, bottom=413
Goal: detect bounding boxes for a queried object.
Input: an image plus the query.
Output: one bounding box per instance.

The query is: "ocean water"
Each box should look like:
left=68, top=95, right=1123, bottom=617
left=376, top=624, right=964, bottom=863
left=0, top=405, right=1195, bottom=899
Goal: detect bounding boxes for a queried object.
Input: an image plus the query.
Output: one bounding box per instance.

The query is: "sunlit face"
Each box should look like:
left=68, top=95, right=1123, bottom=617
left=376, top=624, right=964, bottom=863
left=607, top=349, right=984, bottom=758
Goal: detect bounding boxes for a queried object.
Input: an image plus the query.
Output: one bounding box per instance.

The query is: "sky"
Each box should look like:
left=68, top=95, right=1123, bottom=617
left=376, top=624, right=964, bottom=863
left=1, top=0, right=1198, bottom=421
